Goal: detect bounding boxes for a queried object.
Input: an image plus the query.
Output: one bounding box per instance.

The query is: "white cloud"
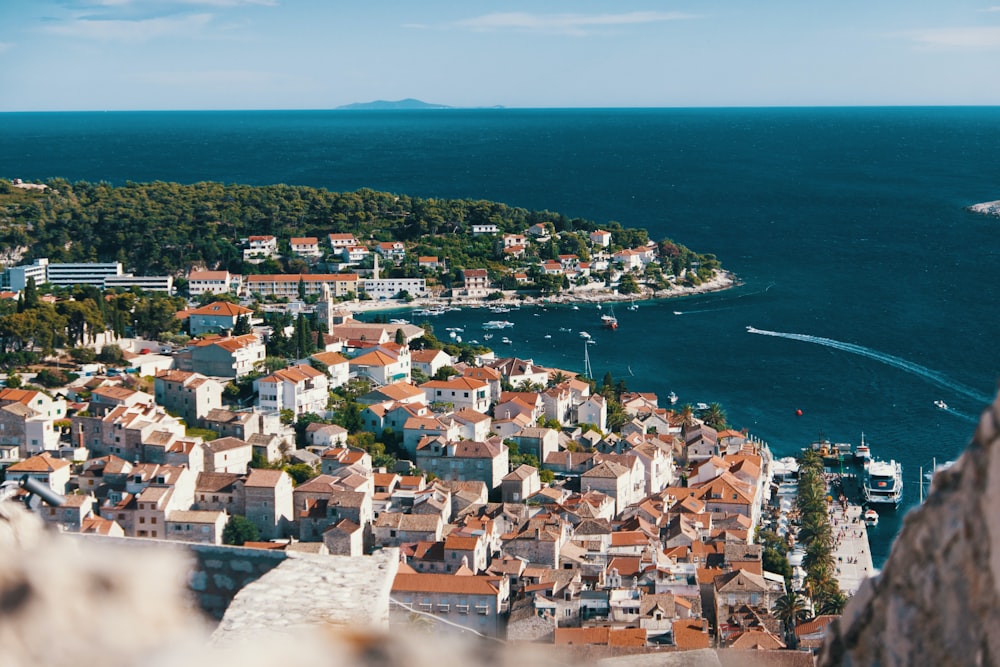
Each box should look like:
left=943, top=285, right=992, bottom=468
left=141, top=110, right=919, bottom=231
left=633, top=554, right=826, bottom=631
left=449, top=11, right=696, bottom=36
left=906, top=26, right=1000, bottom=49
left=44, top=12, right=214, bottom=42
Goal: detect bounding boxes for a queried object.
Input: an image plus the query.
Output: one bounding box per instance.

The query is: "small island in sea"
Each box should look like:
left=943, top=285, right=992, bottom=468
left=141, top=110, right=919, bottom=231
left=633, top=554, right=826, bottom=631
left=335, top=98, right=454, bottom=110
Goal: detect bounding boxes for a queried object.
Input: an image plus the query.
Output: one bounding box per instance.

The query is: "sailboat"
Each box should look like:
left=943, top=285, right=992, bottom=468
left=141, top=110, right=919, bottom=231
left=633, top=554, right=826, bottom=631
left=601, top=305, right=618, bottom=330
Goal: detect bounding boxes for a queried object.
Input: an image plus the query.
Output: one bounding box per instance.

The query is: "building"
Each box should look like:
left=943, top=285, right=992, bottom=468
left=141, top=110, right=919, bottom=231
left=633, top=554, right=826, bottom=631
left=6, top=452, right=72, bottom=495
left=187, top=270, right=236, bottom=295
left=153, top=370, right=223, bottom=428
left=176, top=334, right=266, bottom=378
left=391, top=572, right=509, bottom=638
left=461, top=269, right=491, bottom=298
left=45, top=261, right=123, bottom=288
left=243, top=235, right=278, bottom=263
left=243, top=468, right=294, bottom=540
left=255, top=364, right=329, bottom=417
left=418, top=377, right=490, bottom=413
left=203, top=437, right=253, bottom=474
left=349, top=349, right=410, bottom=386
left=415, top=439, right=509, bottom=490
left=165, top=509, right=228, bottom=545
left=245, top=273, right=360, bottom=300
left=290, top=237, right=321, bottom=257
left=186, top=301, right=254, bottom=336
left=328, top=233, right=359, bottom=250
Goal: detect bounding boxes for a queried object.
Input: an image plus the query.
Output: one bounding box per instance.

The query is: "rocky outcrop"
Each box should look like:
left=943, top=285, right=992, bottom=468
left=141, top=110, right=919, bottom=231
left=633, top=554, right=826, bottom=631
left=819, top=390, right=1000, bottom=666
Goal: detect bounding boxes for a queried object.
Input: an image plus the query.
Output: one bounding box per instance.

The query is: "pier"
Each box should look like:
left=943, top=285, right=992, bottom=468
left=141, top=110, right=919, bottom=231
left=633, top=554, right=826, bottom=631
left=828, top=473, right=876, bottom=595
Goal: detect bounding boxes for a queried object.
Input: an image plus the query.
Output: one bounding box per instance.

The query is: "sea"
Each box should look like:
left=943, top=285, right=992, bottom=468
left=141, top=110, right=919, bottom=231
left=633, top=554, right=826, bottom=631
left=3, top=107, right=1000, bottom=567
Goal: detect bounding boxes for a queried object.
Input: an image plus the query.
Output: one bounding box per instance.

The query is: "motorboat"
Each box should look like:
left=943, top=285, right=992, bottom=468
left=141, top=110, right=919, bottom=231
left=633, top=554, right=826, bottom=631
left=934, top=399, right=948, bottom=410
left=864, top=458, right=904, bottom=507
left=579, top=331, right=591, bottom=339
left=864, top=509, right=879, bottom=525
left=668, top=391, right=678, bottom=404
left=501, top=337, right=512, bottom=345
left=482, top=320, right=514, bottom=330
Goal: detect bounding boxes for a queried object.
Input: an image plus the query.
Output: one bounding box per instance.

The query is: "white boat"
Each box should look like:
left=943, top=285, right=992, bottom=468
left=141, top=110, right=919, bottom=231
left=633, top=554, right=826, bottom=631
left=501, top=337, right=512, bottom=344
left=482, top=320, right=514, bottom=330
left=864, top=509, right=879, bottom=525
left=544, top=334, right=551, bottom=339
left=934, top=399, right=948, bottom=410
left=668, top=392, right=678, bottom=404
left=579, top=331, right=591, bottom=339
left=628, top=300, right=639, bottom=311
left=445, top=327, right=464, bottom=332
left=864, top=458, right=904, bottom=507
left=390, top=318, right=410, bottom=324
left=695, top=402, right=709, bottom=411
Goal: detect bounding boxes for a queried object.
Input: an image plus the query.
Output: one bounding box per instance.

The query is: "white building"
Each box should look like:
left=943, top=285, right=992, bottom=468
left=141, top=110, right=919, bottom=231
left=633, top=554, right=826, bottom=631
left=255, top=364, right=330, bottom=417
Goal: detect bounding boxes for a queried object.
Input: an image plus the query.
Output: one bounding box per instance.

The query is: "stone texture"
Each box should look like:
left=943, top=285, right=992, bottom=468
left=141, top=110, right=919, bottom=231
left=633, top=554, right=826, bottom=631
left=819, top=390, right=1000, bottom=666
left=211, top=548, right=400, bottom=646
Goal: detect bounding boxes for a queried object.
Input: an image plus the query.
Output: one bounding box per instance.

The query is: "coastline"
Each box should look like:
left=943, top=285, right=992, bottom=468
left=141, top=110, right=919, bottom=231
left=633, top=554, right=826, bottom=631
left=346, top=269, right=739, bottom=315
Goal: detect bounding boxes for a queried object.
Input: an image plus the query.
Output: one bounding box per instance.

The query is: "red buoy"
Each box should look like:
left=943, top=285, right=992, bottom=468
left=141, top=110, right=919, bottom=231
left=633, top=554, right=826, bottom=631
left=795, top=409, right=803, bottom=416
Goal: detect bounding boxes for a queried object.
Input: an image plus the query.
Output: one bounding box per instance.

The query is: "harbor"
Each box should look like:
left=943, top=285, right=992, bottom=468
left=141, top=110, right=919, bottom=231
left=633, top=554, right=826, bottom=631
left=826, top=474, right=877, bottom=595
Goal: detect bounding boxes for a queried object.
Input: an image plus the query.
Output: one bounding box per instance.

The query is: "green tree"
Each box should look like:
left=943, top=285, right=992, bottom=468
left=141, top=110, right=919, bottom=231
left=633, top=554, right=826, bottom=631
left=222, top=515, right=259, bottom=545
left=232, top=314, right=252, bottom=336
left=772, top=592, right=810, bottom=649
left=701, top=402, right=727, bottom=431
left=284, top=462, right=319, bottom=485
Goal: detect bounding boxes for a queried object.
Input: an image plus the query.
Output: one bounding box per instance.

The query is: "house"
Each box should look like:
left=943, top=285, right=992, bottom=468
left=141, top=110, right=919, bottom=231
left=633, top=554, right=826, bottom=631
left=418, top=377, right=489, bottom=413
left=581, top=461, right=634, bottom=517
left=290, top=236, right=321, bottom=257
left=401, top=416, right=460, bottom=458
left=255, top=364, right=329, bottom=417
left=540, top=384, right=573, bottom=426
left=471, top=224, right=499, bottom=236
left=502, top=465, right=541, bottom=503
left=41, top=492, right=96, bottom=531
left=461, top=269, right=491, bottom=298
left=305, top=422, right=348, bottom=449
left=487, top=358, right=550, bottom=389
left=341, top=245, right=370, bottom=263
left=323, top=519, right=364, bottom=556
left=526, top=223, right=549, bottom=238
left=193, top=471, right=243, bottom=515
left=391, top=572, right=509, bottom=638
left=713, top=569, right=785, bottom=643
left=461, top=366, right=503, bottom=403
left=202, top=408, right=274, bottom=442
left=203, top=437, right=253, bottom=474
left=410, top=348, right=452, bottom=378
left=452, top=408, right=492, bottom=442
left=244, top=273, right=360, bottom=300
left=361, top=401, right=426, bottom=438
left=350, top=350, right=410, bottom=386
left=375, top=241, right=406, bottom=262
left=418, top=256, right=442, bottom=269
left=243, top=235, right=278, bottom=263
left=242, top=468, right=294, bottom=540
left=328, top=233, right=359, bottom=250
left=7, top=452, right=72, bottom=495
left=510, top=427, right=560, bottom=463
left=186, top=301, right=254, bottom=336
left=590, top=230, right=612, bottom=247
left=154, top=370, right=223, bottom=429
left=415, top=439, right=509, bottom=490
left=576, top=394, right=608, bottom=433
left=374, top=512, right=443, bottom=548
left=176, top=334, right=266, bottom=378
left=321, top=447, right=372, bottom=476
left=165, top=509, right=228, bottom=544
left=295, top=475, right=373, bottom=544
left=187, top=270, right=236, bottom=296
left=308, top=350, right=350, bottom=389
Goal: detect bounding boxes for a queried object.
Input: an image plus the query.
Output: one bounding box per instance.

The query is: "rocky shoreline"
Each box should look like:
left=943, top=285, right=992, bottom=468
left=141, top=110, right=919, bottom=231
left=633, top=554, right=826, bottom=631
left=348, top=269, right=739, bottom=314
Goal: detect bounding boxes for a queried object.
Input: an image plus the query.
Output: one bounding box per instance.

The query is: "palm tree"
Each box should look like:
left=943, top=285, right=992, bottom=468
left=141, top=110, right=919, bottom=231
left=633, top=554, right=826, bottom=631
left=677, top=403, right=696, bottom=427
left=815, top=591, right=848, bottom=616
left=702, top=402, right=727, bottom=430
left=772, top=592, right=810, bottom=648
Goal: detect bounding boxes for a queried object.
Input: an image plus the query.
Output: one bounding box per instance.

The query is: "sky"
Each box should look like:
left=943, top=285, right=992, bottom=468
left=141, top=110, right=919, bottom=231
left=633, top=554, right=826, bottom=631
left=2, top=1, right=1000, bottom=111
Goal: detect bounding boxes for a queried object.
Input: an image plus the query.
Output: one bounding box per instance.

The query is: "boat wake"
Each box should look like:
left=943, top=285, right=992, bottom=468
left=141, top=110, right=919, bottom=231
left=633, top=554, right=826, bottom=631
left=673, top=282, right=777, bottom=316
left=746, top=326, right=993, bottom=405
left=938, top=406, right=978, bottom=425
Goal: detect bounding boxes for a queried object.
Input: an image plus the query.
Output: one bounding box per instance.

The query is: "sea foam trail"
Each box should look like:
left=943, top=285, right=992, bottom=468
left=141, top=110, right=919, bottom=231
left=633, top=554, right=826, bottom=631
left=746, top=326, right=994, bottom=405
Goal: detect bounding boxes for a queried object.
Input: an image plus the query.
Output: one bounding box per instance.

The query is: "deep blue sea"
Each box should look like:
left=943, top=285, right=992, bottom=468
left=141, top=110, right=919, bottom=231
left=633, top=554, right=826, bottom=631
left=3, top=107, right=1000, bottom=566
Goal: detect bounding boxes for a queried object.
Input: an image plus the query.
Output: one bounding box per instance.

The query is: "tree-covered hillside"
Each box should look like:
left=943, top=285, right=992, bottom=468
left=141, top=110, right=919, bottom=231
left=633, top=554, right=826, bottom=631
left=0, top=179, right=707, bottom=279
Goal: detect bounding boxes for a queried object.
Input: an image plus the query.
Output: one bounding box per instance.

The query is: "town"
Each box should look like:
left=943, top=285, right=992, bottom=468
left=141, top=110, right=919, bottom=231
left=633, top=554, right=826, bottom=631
left=0, top=216, right=851, bottom=661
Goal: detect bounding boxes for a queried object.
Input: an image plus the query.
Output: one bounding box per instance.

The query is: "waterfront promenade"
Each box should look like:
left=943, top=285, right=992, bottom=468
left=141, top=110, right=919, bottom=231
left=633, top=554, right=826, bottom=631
left=830, top=502, right=876, bottom=595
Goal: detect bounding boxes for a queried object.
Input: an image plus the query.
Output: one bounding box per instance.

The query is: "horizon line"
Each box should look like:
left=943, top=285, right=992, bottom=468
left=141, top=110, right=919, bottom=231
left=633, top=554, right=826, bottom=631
left=3, top=104, right=1000, bottom=113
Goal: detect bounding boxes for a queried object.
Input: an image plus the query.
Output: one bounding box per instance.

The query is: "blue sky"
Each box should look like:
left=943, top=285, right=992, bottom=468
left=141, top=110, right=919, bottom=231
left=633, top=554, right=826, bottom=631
left=2, top=1, right=1000, bottom=110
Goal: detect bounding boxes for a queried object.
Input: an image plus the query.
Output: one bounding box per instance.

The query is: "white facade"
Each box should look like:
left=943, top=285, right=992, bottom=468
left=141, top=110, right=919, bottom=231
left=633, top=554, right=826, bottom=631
left=363, top=278, right=428, bottom=299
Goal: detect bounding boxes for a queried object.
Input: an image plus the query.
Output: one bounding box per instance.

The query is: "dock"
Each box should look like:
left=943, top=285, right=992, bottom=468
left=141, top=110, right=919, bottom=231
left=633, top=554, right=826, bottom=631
left=829, top=501, right=876, bottom=595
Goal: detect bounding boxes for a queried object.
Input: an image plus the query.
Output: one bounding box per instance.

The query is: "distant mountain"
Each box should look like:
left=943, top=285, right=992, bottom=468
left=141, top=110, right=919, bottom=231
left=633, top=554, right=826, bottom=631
left=335, top=98, right=452, bottom=110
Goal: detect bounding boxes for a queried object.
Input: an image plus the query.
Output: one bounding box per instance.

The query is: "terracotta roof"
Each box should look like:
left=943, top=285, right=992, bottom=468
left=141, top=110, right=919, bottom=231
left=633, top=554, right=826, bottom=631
left=189, top=301, right=253, bottom=317
left=392, top=573, right=499, bottom=596
left=350, top=350, right=396, bottom=367
left=244, top=468, right=287, bottom=487
left=8, top=452, right=70, bottom=473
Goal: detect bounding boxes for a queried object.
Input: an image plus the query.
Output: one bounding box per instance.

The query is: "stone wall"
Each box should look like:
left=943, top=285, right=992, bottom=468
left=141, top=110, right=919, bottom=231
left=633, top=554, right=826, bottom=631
left=73, top=535, right=290, bottom=619
left=818, top=390, right=1000, bottom=666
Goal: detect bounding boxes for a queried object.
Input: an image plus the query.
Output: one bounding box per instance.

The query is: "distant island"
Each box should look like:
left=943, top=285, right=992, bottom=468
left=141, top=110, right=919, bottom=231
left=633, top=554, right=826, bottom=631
left=335, top=98, right=453, bottom=111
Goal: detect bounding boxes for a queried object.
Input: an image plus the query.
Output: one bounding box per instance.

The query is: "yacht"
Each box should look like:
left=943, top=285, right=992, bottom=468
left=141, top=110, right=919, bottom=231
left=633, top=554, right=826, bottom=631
left=864, top=458, right=903, bottom=507
left=482, top=320, right=514, bottom=330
